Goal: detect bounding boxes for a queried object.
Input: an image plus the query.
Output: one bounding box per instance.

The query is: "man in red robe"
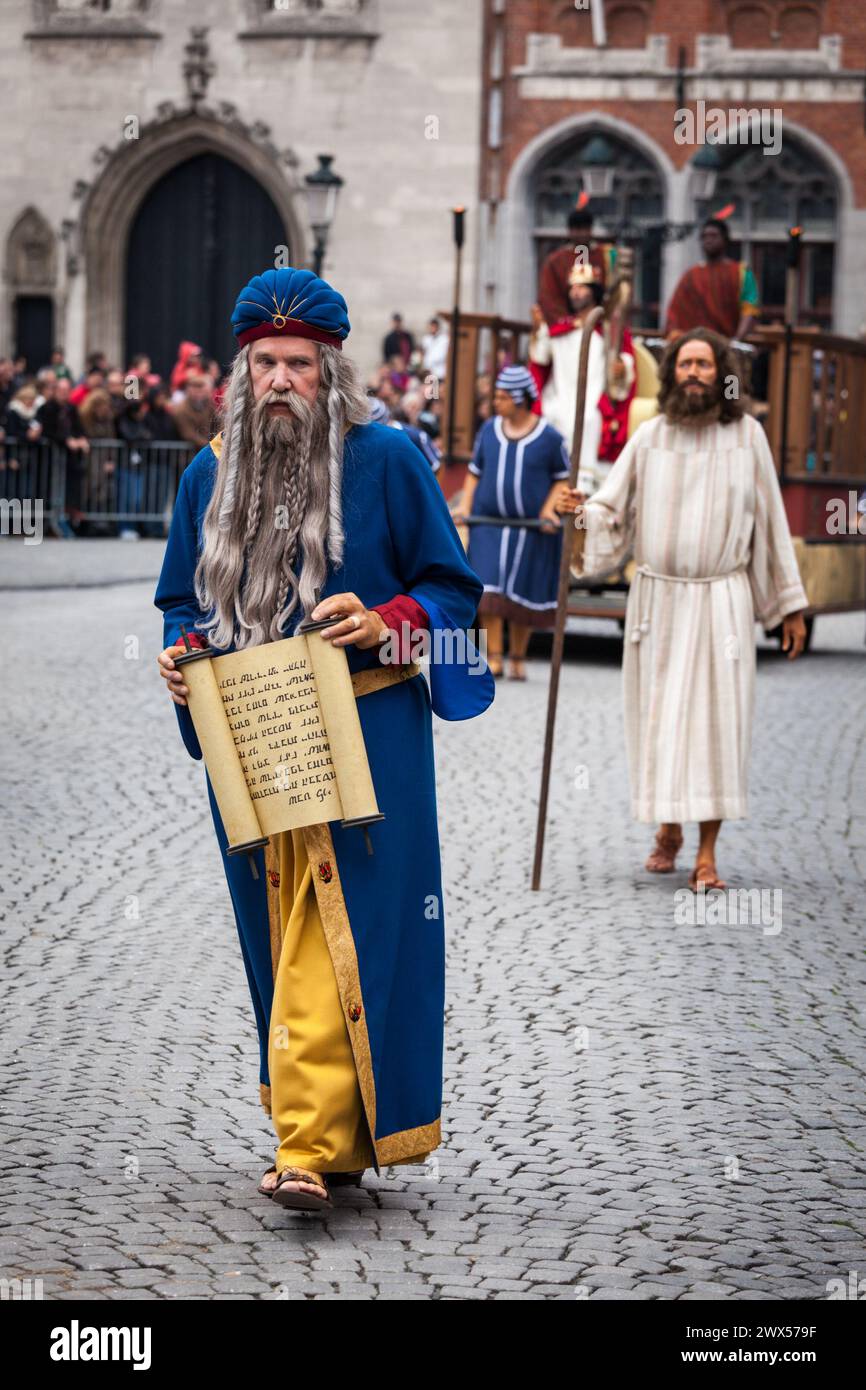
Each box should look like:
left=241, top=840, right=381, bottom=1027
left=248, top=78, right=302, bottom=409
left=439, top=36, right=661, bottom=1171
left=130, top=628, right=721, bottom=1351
left=537, top=204, right=612, bottom=327
left=665, top=218, right=759, bottom=341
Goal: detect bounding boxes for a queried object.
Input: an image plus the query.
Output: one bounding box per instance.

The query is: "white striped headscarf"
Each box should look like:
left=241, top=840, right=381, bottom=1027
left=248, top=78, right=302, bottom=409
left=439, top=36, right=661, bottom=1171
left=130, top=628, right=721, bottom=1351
left=495, top=364, right=538, bottom=404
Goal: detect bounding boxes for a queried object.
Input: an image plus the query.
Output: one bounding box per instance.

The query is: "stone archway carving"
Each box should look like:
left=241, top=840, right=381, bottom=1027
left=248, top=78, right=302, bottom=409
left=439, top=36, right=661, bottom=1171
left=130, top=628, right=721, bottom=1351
left=78, top=109, right=306, bottom=364
left=6, top=206, right=57, bottom=294
left=3, top=207, right=58, bottom=360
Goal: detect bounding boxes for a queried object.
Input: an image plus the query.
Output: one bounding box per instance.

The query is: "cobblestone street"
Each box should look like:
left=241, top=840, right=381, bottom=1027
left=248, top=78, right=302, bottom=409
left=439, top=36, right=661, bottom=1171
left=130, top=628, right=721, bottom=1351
left=2, top=542, right=865, bottom=1301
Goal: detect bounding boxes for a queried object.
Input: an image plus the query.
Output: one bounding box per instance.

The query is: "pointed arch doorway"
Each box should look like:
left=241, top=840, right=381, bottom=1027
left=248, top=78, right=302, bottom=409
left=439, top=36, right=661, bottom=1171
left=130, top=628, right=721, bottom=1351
left=124, top=152, right=287, bottom=379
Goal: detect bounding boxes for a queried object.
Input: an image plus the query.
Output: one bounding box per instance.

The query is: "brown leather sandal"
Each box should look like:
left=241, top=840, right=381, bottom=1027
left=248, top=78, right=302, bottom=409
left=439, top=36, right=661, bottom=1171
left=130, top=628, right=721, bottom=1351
left=271, top=1165, right=333, bottom=1211
left=259, top=1166, right=363, bottom=1198
left=507, top=657, right=527, bottom=681
left=688, top=862, right=726, bottom=892
left=258, top=1166, right=278, bottom=1197
left=645, top=828, right=683, bottom=873
left=488, top=654, right=504, bottom=678
left=327, top=1171, right=365, bottom=1188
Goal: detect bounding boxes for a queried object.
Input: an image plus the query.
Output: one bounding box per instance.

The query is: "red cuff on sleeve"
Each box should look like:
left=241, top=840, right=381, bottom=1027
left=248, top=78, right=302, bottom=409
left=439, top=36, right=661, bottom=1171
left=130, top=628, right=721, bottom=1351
left=174, top=630, right=208, bottom=651
left=370, top=594, right=429, bottom=663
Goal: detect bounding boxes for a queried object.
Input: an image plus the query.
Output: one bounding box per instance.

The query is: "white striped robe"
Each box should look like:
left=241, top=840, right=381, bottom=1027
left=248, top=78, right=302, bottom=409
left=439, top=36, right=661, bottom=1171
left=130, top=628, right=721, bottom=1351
left=578, top=413, right=808, bottom=823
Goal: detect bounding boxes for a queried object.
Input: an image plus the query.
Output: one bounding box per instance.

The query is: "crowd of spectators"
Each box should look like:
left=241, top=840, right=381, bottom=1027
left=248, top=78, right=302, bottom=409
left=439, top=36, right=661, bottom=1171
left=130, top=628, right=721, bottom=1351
left=365, top=313, right=454, bottom=468
left=1, top=311, right=466, bottom=537
left=0, top=343, right=221, bottom=537
left=373, top=311, right=521, bottom=453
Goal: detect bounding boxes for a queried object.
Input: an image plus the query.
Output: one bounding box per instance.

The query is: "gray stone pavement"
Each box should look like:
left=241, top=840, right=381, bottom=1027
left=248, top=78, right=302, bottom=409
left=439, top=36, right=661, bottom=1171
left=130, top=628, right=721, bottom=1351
left=1, top=538, right=865, bottom=1301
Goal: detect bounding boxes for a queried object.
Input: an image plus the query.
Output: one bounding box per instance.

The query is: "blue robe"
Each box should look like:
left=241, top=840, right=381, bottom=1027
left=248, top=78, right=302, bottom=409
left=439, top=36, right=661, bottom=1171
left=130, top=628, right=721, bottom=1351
left=154, top=421, right=493, bottom=1169
left=468, top=414, right=570, bottom=623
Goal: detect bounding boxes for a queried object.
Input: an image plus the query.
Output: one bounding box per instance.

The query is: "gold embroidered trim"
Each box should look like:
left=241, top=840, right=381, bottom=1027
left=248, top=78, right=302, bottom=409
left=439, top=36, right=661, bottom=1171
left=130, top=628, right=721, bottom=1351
left=377, top=1119, right=441, bottom=1166
left=301, top=820, right=380, bottom=1165
left=264, top=837, right=283, bottom=980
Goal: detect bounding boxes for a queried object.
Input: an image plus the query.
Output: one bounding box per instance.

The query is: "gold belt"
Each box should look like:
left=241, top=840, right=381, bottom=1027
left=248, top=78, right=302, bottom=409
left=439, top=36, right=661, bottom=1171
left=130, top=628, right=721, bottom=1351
left=350, top=661, right=422, bottom=699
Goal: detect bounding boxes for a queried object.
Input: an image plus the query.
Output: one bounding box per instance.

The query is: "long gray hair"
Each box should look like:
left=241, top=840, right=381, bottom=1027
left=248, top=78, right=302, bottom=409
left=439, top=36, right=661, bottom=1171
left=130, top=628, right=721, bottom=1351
left=193, top=342, right=369, bottom=650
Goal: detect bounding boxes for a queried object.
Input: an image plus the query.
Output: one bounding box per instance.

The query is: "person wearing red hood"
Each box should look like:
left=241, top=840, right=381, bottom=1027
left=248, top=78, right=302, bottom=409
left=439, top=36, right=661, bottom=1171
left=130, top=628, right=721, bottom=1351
left=529, top=263, right=635, bottom=495
left=170, top=341, right=205, bottom=397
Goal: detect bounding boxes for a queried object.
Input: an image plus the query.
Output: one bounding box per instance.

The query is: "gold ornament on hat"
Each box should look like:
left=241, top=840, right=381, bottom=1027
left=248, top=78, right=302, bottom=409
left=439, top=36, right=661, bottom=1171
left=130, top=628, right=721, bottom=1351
left=568, top=261, right=602, bottom=287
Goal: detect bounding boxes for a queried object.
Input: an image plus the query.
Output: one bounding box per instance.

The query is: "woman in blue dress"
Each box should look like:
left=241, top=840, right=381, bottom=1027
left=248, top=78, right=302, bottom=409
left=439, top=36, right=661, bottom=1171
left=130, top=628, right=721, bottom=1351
left=454, top=365, right=572, bottom=680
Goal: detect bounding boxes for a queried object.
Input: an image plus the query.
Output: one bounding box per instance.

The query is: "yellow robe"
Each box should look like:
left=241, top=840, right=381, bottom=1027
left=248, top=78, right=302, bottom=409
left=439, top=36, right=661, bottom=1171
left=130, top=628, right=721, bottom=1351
left=267, top=828, right=376, bottom=1175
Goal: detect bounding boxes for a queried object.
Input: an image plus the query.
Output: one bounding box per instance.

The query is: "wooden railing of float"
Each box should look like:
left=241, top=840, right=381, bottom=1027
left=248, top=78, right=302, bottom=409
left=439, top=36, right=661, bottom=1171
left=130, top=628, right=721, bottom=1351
left=752, top=325, right=866, bottom=481
left=437, top=317, right=866, bottom=485
left=438, top=311, right=531, bottom=466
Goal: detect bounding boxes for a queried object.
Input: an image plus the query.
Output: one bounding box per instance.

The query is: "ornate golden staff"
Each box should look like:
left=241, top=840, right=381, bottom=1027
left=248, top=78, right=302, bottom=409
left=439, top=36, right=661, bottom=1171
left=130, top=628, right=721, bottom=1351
left=602, top=246, right=635, bottom=408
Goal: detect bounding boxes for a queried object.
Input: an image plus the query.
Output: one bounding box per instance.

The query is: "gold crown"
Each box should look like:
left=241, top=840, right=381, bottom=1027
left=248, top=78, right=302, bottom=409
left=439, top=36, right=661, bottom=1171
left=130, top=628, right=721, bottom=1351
left=568, top=261, right=602, bottom=287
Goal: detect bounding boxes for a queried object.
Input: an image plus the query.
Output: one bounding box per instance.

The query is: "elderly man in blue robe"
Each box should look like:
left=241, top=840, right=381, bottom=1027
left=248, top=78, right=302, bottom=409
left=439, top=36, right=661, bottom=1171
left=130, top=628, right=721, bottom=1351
left=154, top=266, right=493, bottom=1210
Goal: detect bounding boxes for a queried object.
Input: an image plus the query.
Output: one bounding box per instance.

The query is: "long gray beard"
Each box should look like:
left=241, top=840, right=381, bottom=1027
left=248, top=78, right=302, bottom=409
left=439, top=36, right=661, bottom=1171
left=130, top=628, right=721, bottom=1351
left=196, top=386, right=331, bottom=650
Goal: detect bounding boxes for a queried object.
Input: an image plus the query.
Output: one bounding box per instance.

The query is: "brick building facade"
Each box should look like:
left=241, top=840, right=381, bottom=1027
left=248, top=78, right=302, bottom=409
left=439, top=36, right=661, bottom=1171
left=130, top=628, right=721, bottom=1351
left=478, top=0, right=866, bottom=335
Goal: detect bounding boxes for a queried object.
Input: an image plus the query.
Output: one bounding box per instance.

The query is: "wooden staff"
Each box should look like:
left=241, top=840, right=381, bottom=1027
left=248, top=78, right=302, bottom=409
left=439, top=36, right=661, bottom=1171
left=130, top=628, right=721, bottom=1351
left=463, top=515, right=552, bottom=530
left=780, top=225, right=803, bottom=484
left=531, top=303, right=604, bottom=891
left=444, top=206, right=465, bottom=469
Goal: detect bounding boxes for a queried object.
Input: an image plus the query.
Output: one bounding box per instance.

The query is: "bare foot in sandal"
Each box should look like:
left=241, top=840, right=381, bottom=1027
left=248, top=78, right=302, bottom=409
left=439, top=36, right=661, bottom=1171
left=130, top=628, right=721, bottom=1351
left=645, top=823, right=683, bottom=873
left=258, top=1166, right=279, bottom=1196
left=259, top=1165, right=363, bottom=1198
left=689, top=860, right=726, bottom=892
left=271, top=1165, right=333, bottom=1210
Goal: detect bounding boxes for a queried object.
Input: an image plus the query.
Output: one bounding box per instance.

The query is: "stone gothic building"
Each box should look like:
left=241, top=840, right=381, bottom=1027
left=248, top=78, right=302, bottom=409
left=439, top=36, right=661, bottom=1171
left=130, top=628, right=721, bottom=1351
left=0, top=0, right=481, bottom=376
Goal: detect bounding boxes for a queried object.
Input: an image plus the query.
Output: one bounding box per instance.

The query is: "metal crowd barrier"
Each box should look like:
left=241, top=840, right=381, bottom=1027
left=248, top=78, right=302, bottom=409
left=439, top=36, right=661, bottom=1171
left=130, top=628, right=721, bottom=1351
left=0, top=439, right=197, bottom=536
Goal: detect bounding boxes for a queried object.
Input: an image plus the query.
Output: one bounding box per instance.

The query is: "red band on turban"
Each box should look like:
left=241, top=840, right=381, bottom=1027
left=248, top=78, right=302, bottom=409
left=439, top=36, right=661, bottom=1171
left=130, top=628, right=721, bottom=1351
left=236, top=319, right=343, bottom=350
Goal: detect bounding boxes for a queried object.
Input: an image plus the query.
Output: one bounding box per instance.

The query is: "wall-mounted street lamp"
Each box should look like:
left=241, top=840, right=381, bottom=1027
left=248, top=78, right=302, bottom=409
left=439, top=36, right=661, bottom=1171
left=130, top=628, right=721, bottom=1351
left=304, top=154, right=344, bottom=277
left=692, top=144, right=722, bottom=201
left=579, top=135, right=617, bottom=198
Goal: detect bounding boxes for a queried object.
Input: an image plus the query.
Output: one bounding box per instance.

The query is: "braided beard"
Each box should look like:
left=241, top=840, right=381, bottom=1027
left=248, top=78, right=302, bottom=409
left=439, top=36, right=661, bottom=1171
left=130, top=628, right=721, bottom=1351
left=195, top=342, right=370, bottom=652
left=216, top=387, right=331, bottom=649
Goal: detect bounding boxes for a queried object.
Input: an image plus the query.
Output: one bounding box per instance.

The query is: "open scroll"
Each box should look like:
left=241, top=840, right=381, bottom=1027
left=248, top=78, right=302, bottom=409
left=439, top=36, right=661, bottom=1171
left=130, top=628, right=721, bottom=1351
left=174, top=621, right=382, bottom=854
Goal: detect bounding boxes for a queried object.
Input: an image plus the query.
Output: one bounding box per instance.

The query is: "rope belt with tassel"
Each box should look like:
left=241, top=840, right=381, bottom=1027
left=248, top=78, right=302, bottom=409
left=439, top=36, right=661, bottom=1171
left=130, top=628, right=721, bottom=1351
left=629, top=563, right=748, bottom=644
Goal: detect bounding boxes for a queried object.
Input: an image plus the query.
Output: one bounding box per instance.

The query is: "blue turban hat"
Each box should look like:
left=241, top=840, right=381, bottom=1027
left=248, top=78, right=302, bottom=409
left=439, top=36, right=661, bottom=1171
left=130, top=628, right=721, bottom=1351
left=231, top=266, right=350, bottom=351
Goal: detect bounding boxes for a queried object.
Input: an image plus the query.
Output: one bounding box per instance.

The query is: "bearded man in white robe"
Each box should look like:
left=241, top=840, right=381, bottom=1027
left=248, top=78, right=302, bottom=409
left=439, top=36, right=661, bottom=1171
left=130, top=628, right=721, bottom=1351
left=559, top=328, right=808, bottom=890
